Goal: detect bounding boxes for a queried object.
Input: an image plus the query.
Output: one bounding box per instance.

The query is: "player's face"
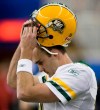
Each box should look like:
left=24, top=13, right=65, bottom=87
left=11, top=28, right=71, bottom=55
left=32, top=47, right=59, bottom=76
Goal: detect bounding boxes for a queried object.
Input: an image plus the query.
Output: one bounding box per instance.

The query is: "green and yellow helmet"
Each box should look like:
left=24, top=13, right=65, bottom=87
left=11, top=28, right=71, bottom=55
left=31, top=3, right=77, bottom=47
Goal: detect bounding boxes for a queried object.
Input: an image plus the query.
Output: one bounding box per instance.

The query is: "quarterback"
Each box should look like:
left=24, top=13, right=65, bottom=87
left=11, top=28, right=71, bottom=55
left=7, top=3, right=97, bottom=110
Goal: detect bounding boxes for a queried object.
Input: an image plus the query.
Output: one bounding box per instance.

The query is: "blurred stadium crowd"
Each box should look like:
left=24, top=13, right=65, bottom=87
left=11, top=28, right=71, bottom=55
left=0, top=0, right=100, bottom=110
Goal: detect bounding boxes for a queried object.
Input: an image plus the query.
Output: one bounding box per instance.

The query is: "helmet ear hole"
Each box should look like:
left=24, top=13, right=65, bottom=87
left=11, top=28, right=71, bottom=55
left=48, top=35, right=53, bottom=39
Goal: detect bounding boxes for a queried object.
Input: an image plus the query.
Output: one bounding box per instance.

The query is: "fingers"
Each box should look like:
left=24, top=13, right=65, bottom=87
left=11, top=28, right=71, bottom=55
left=20, top=19, right=38, bottom=40
left=23, top=19, right=33, bottom=27
left=20, top=19, right=32, bottom=35
left=22, top=27, right=37, bottom=37
left=29, top=27, right=32, bottom=34
left=20, top=26, right=24, bottom=36
left=20, top=20, right=38, bottom=50
left=21, top=26, right=37, bottom=40
left=32, top=27, right=37, bottom=38
left=23, top=27, right=28, bottom=36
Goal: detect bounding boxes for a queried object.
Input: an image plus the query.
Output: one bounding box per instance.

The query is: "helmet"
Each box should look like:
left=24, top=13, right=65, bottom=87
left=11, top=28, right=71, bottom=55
left=31, top=3, right=77, bottom=47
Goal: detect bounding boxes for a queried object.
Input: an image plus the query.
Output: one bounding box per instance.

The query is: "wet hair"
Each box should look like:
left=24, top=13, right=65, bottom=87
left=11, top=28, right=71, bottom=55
left=38, top=45, right=67, bottom=57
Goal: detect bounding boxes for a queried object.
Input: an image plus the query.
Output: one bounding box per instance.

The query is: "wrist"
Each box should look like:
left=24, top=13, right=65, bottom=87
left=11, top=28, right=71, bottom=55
left=17, top=59, right=33, bottom=75
left=20, top=49, right=33, bottom=59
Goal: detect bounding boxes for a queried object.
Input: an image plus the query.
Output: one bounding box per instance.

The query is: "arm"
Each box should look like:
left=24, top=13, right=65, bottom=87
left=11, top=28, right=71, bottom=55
left=7, top=44, right=21, bottom=89
left=7, top=43, right=39, bottom=89
left=17, top=20, right=59, bottom=103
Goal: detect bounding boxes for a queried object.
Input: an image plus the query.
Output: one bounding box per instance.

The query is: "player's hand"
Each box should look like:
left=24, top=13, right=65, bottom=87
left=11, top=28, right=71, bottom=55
left=20, top=19, right=38, bottom=51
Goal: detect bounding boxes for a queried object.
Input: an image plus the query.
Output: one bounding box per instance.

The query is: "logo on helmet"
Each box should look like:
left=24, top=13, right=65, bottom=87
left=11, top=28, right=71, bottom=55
left=46, top=19, right=65, bottom=33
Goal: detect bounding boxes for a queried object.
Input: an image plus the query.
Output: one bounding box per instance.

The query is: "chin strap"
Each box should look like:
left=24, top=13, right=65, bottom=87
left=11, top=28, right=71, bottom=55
left=41, top=46, right=58, bottom=55
left=37, top=41, right=58, bottom=55
left=37, top=41, right=70, bottom=55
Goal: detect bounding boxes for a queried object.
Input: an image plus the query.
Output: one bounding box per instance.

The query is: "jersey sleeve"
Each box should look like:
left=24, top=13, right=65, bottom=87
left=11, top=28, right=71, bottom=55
left=38, top=72, right=49, bottom=83
left=45, top=65, right=90, bottom=105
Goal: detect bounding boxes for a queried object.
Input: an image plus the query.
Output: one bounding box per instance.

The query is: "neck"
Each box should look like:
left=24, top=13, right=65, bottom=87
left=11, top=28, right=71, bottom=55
left=59, top=53, right=73, bottom=66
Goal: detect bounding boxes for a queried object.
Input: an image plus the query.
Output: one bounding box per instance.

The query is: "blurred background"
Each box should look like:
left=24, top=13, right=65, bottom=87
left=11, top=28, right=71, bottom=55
left=0, top=0, right=100, bottom=110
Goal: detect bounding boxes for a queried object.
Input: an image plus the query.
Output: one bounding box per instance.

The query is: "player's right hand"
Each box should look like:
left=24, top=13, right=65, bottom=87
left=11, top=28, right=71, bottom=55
left=20, top=19, right=38, bottom=51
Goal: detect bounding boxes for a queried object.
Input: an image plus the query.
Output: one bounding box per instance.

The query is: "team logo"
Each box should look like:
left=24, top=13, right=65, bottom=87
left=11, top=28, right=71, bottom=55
left=46, top=19, right=65, bottom=33
left=68, top=68, right=80, bottom=76
left=19, top=64, right=26, bottom=67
